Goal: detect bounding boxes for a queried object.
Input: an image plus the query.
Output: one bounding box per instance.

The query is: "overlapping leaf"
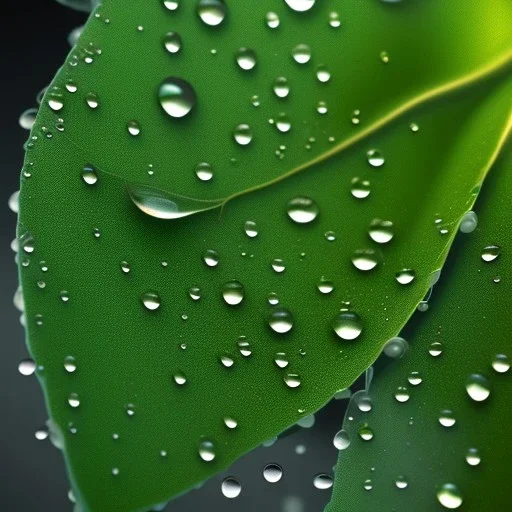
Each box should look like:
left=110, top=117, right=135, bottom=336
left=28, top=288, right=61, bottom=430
left=18, top=0, right=512, bottom=510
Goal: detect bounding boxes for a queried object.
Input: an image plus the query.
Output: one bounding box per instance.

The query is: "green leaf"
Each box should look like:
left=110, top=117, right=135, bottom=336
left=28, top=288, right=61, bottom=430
left=327, top=144, right=512, bottom=511
left=17, top=0, right=512, bottom=510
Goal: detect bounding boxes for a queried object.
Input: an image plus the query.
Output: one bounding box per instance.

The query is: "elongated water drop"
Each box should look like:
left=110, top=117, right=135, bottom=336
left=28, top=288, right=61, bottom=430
left=158, top=77, right=196, bottom=118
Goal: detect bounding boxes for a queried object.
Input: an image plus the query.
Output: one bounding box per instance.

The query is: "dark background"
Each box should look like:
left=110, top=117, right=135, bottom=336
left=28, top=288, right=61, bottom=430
left=1, top=2, right=346, bottom=511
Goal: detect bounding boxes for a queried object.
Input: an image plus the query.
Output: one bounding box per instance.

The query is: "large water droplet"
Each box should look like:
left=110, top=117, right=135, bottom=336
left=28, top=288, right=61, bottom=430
left=439, top=409, right=456, bottom=428
left=163, top=32, right=182, bottom=54
left=459, top=211, right=478, bottom=233
left=284, top=0, right=315, bottom=11
left=268, top=308, right=294, bottom=333
left=332, top=311, right=363, bottom=340
left=437, top=483, right=463, bottom=509
left=367, top=149, right=385, bottom=167
left=395, top=269, right=416, bottom=285
left=313, top=474, right=333, bottom=490
left=163, top=0, right=179, bottom=11
left=465, top=373, right=490, bottom=402
left=18, top=359, right=36, bottom=376
left=284, top=373, right=301, bottom=388
left=127, top=184, right=224, bottom=220
left=197, top=0, right=227, bottom=26
left=233, top=124, right=253, bottom=145
left=383, top=337, right=408, bottom=358
left=263, top=463, right=283, bottom=483
left=273, top=77, right=290, bottom=98
left=141, top=291, right=161, bottom=311
left=286, top=197, right=319, bottom=224
left=352, top=249, right=380, bottom=271
left=292, top=44, right=311, bottom=64
left=158, top=77, right=196, bottom=118
left=368, top=219, right=394, bottom=243
left=351, top=177, right=371, bottom=199
left=81, top=164, right=98, bottom=185
left=492, top=353, right=510, bottom=373
left=198, top=437, right=216, bottom=462
left=481, top=245, right=500, bottom=262
left=333, top=429, right=350, bottom=450
left=236, top=48, right=257, bottom=70
left=222, top=280, right=245, bottom=306
left=221, top=477, right=241, bottom=498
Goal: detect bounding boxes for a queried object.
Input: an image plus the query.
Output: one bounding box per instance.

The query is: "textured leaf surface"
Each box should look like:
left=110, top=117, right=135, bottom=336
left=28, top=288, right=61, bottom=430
left=327, top=145, right=512, bottom=511
left=18, top=1, right=512, bottom=510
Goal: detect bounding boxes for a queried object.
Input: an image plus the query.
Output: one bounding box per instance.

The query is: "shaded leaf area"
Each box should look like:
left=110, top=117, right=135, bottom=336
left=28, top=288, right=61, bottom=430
left=327, top=145, right=512, bottom=511
left=18, top=1, right=512, bottom=511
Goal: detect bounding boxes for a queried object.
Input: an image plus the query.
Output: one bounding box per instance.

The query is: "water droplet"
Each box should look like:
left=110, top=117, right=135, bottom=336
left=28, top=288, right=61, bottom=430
left=332, top=311, right=363, bottom=340
left=274, top=352, right=289, bottom=368
left=236, top=48, right=257, bottom=70
left=395, top=476, right=408, bottom=489
left=383, top=337, right=408, bottom=358
left=333, top=429, right=350, bottom=450
left=233, top=123, right=253, bottom=145
left=120, top=261, right=131, bottom=274
left=173, top=372, right=187, bottom=385
left=141, top=291, right=161, bottom=311
left=158, top=77, right=196, bottom=118
left=189, top=286, right=201, bottom=301
left=195, top=162, right=213, bottom=182
left=265, top=12, right=280, bottom=28
left=380, top=51, right=390, bottom=63
left=394, top=386, right=410, bottom=403
left=163, top=0, right=179, bottom=11
left=429, top=341, right=443, bottom=357
left=64, top=356, right=77, bottom=373
left=197, top=0, right=227, bottom=26
left=237, top=337, right=252, bottom=357
left=222, top=477, right=241, bottom=498
left=328, top=11, right=341, bottom=28
left=316, top=101, right=328, bottom=115
left=244, top=220, right=258, bottom=238
left=437, top=483, right=463, bottom=509
left=459, top=211, right=478, bottom=233
left=350, top=177, right=371, bottom=199
left=465, top=373, right=490, bottom=402
left=273, top=77, right=290, bottom=98
left=271, top=258, right=286, bottom=273
left=224, top=416, right=238, bottom=429
left=439, top=409, right=456, bottom=428
left=35, top=428, right=49, bottom=441
left=220, top=354, right=235, bottom=368
left=222, top=280, right=245, bottom=306
left=292, top=44, right=311, bottom=64
left=363, top=479, right=373, bottom=491
left=198, top=437, right=216, bottom=462
left=127, top=184, right=223, bottom=219
left=286, top=197, right=319, bottom=224
left=127, top=120, right=141, bottom=136
left=48, top=92, right=64, bottom=112
left=68, top=393, right=80, bottom=408
left=409, top=122, right=419, bottom=132
left=367, top=149, right=385, bottom=167
left=18, top=359, right=36, bottom=376
left=481, top=245, right=500, bottom=262
left=203, top=249, right=219, bottom=267
left=408, top=371, right=422, bottom=386
left=358, top=424, right=374, bottom=441
left=112, top=467, right=120, bottom=476
left=465, top=447, right=481, bottom=466
left=19, top=108, right=38, bottom=130
left=163, top=31, right=182, bottom=54
left=492, top=353, right=510, bottom=373
left=317, top=279, right=334, bottom=294
left=81, top=164, right=98, bottom=185
left=85, top=92, right=99, bottom=109
left=396, top=269, right=416, bottom=285
left=352, top=249, right=380, bottom=271
left=316, top=65, right=331, bottom=83
left=313, top=474, right=333, bottom=490
left=263, top=463, right=283, bottom=483
left=368, top=219, right=394, bottom=243
left=284, top=373, right=301, bottom=388
left=267, top=308, right=294, bottom=334
left=275, top=113, right=291, bottom=133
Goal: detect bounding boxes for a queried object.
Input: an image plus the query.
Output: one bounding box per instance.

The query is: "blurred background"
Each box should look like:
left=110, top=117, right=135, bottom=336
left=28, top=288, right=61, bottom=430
left=1, top=2, right=348, bottom=511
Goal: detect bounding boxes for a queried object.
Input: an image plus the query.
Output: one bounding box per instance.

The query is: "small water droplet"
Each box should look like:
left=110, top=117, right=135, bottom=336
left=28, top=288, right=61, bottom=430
left=173, top=372, right=187, bottom=385
left=48, top=92, right=64, bottom=112
left=224, top=417, right=238, bottom=429
left=163, top=31, right=182, bottom=54
left=222, top=280, right=245, bottom=306
left=333, top=429, right=350, bottom=450
left=410, top=122, right=419, bottom=132
left=459, top=211, right=478, bottom=233
left=394, top=386, right=410, bottom=403
left=271, top=258, right=286, bottom=273
left=352, top=249, right=380, bottom=271
left=268, top=308, right=294, bottom=334
left=265, top=12, right=280, bottom=28
left=198, top=437, right=216, bottom=462
left=292, top=44, right=311, bottom=64
left=316, top=101, right=328, bottom=115
left=363, top=479, right=373, bottom=491
left=287, top=197, right=319, bottom=224
left=316, top=65, right=331, bottom=83
left=237, top=337, right=252, bottom=357
left=465, top=373, right=490, bottom=402
left=197, top=0, right=227, bottom=26
left=141, top=291, right=161, bottom=311
left=332, top=311, right=363, bottom=340
left=236, top=48, right=257, bottom=70
left=244, top=220, right=258, bottom=238
left=429, top=341, right=443, bottom=357
left=395, top=476, right=408, bottom=489
left=408, top=371, right=422, bottom=386
left=263, top=463, right=283, bottom=483
left=163, top=0, right=179, bottom=11
left=18, top=359, right=36, bottom=376
left=351, top=177, right=371, bottom=199
left=368, top=219, right=394, bottom=243
left=273, top=77, right=290, bottom=98
left=439, top=409, right=456, bottom=428
left=367, top=149, right=385, bottom=167
left=120, top=261, right=131, bottom=274
left=158, top=77, right=196, bottom=118
left=380, top=51, right=390, bottom=63
left=203, top=249, right=219, bottom=267
left=81, top=164, right=98, bottom=185
left=85, top=92, right=99, bottom=109
left=64, top=356, right=77, bottom=373
left=313, top=474, right=333, bottom=490
left=465, top=447, right=481, bottom=466
left=492, top=353, right=510, bottom=373
left=396, top=269, right=416, bottom=285
left=221, top=477, right=241, bottom=498
left=68, top=393, right=80, bottom=408
left=317, top=279, right=334, bottom=294
left=481, top=245, right=500, bottom=262
left=195, top=162, right=213, bottom=182
left=358, top=424, right=374, bottom=441
left=437, top=483, right=463, bottom=509
left=233, top=123, right=253, bottom=145
left=220, top=354, right=235, bottom=368
left=328, top=11, right=341, bottom=28
left=19, top=108, right=38, bottom=130
left=127, top=120, right=141, bottom=136
left=274, top=352, right=289, bottom=368
left=284, top=373, right=301, bottom=388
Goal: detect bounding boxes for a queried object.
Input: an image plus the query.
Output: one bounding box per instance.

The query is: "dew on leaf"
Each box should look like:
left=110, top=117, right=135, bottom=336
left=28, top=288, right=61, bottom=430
left=197, top=0, right=227, bottom=26
left=394, top=386, right=410, bottom=403
left=19, top=108, right=38, bottom=130
left=198, top=437, right=216, bottom=462
left=173, top=372, right=187, bottom=385
left=236, top=48, right=257, bottom=70
left=358, top=424, right=374, bottom=441
left=284, top=373, right=301, bottom=388
left=465, top=373, right=490, bottom=402
left=236, top=337, right=252, bottom=357
left=222, top=280, right=245, bottom=306
left=439, top=409, right=456, bottom=428
left=317, top=279, right=334, bottom=294
left=163, top=32, right=182, bottom=54
left=233, top=124, right=253, bottom=145
left=220, top=354, right=235, bottom=368
left=223, top=417, right=238, bottom=429
left=68, top=393, right=80, bottom=408
left=244, top=220, right=258, bottom=238
left=459, top=211, right=478, bottom=233
left=437, top=483, right=463, bottom=509
left=271, top=259, right=286, bottom=273
left=268, top=308, right=294, bottom=334
left=291, top=44, right=311, bottom=64
left=195, top=162, right=213, bottom=182
left=367, top=149, right=385, bottom=167
left=127, top=120, right=141, bottom=136
left=350, top=177, right=371, bottom=199
left=85, top=92, right=99, bottom=109
left=328, top=11, right=341, bottom=28
left=492, top=353, right=510, bottom=373
left=395, top=476, right=408, bottom=489
left=352, top=249, right=380, bottom=271
left=316, top=65, right=331, bottom=83
left=465, top=447, right=481, bottom=466
left=383, top=337, right=408, bottom=358
left=273, top=77, right=290, bottom=98
left=429, top=341, right=443, bottom=357
left=163, top=0, right=179, bottom=11
left=274, top=352, right=289, bottom=368
left=332, top=311, right=363, bottom=340
left=286, top=197, right=319, bottom=224
left=64, top=356, right=77, bottom=373
left=81, top=164, right=98, bottom=185
left=141, top=291, right=161, bottom=311
left=368, top=219, right=394, bottom=243
left=265, top=12, right=280, bottom=28
left=203, top=249, right=219, bottom=267
left=395, top=269, right=416, bottom=285
left=407, top=371, right=422, bottom=386
left=158, top=77, right=196, bottom=118
left=481, top=245, right=501, bottom=262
